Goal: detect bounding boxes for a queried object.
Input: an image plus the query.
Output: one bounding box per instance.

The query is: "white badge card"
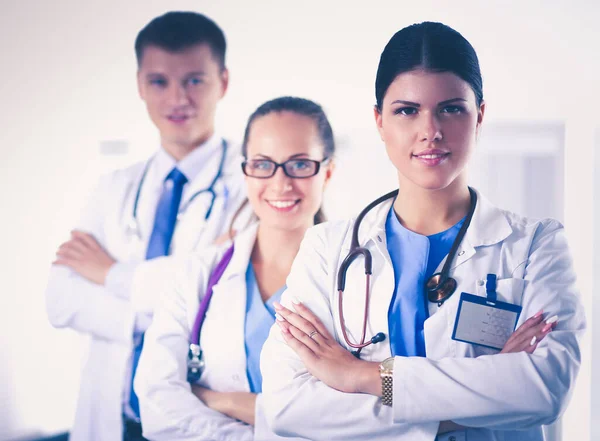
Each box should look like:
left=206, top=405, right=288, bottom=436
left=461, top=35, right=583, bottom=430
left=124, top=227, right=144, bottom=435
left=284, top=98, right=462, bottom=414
left=452, top=292, right=522, bottom=350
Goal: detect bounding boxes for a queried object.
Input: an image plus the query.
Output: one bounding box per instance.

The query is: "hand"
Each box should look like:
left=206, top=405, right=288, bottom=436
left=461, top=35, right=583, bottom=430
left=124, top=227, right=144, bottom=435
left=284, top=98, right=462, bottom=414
left=274, top=300, right=380, bottom=396
left=192, top=385, right=256, bottom=425
left=53, top=231, right=116, bottom=285
left=213, top=229, right=237, bottom=245
left=192, top=385, right=223, bottom=410
left=500, top=310, right=558, bottom=354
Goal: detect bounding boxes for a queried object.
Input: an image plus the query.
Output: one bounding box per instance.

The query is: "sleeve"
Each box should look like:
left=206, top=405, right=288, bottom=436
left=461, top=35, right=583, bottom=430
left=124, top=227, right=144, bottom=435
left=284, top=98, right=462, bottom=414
left=259, top=226, right=439, bottom=441
left=44, top=173, right=141, bottom=343
left=391, top=220, right=586, bottom=429
left=134, top=257, right=254, bottom=441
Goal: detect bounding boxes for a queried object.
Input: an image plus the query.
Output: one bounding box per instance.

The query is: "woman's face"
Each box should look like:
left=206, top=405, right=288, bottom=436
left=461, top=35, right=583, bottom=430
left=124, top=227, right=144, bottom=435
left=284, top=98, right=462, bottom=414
left=375, top=69, right=484, bottom=192
left=244, top=111, right=333, bottom=232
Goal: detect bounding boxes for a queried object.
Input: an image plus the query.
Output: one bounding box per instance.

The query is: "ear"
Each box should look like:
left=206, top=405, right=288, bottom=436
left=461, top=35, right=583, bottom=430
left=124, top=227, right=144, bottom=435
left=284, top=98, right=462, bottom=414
left=137, top=70, right=145, bottom=101
left=374, top=105, right=384, bottom=141
left=219, top=68, right=229, bottom=99
left=323, top=160, right=335, bottom=188
left=476, top=101, right=485, bottom=137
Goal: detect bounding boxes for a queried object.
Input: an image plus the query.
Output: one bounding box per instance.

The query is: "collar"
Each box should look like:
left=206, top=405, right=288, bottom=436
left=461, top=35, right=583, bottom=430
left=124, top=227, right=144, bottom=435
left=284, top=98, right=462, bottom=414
left=153, top=133, right=222, bottom=184
left=353, top=188, right=513, bottom=250
left=220, top=223, right=259, bottom=281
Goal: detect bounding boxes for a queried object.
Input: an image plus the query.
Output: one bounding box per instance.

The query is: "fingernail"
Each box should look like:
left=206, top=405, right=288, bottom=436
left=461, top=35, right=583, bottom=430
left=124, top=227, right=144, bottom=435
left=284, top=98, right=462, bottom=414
left=534, top=310, right=543, bottom=318
left=273, top=302, right=282, bottom=310
left=542, top=323, right=552, bottom=333
left=530, top=336, right=537, bottom=346
left=545, top=315, right=558, bottom=325
left=292, top=297, right=301, bottom=305
left=275, top=313, right=285, bottom=322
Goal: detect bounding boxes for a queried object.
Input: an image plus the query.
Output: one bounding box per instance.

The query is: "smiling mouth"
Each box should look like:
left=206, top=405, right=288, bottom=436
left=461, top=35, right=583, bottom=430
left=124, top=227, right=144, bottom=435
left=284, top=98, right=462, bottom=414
left=167, top=115, right=192, bottom=123
left=266, top=199, right=300, bottom=210
left=412, top=153, right=450, bottom=159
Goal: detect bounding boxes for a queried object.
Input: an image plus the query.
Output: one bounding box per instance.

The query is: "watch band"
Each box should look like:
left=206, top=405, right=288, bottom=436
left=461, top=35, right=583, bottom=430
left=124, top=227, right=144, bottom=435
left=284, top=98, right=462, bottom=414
left=379, top=356, right=394, bottom=406
left=381, top=374, right=393, bottom=406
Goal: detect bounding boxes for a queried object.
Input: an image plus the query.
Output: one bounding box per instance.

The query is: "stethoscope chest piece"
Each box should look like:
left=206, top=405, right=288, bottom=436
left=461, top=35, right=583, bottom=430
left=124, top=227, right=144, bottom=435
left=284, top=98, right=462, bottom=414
left=425, top=273, right=458, bottom=305
left=187, top=344, right=205, bottom=383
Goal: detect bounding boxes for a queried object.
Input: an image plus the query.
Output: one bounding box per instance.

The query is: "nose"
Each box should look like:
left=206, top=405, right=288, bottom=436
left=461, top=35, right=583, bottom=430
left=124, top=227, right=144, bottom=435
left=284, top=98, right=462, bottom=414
left=270, top=166, right=294, bottom=192
left=419, top=112, right=443, bottom=142
left=168, top=83, right=190, bottom=107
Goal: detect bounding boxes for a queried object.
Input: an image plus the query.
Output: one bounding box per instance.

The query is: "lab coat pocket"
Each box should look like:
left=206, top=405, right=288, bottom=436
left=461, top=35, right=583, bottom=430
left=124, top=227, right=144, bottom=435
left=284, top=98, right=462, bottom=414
left=476, top=277, right=525, bottom=306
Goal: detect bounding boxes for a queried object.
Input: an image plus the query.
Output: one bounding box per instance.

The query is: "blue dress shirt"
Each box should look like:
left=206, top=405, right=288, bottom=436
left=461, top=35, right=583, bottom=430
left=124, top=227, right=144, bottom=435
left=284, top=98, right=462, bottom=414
left=386, top=207, right=464, bottom=357
left=244, top=263, right=285, bottom=393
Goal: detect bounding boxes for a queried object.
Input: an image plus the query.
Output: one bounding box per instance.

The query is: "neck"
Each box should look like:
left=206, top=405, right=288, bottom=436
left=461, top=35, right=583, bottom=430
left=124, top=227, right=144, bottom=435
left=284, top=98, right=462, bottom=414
left=393, top=176, right=471, bottom=236
left=161, top=129, right=214, bottom=161
left=252, top=223, right=310, bottom=271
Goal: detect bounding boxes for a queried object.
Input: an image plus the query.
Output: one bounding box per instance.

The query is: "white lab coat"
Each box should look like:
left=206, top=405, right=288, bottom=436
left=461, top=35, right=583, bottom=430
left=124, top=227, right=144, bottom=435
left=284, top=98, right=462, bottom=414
left=133, top=224, right=304, bottom=441
left=45, top=140, right=247, bottom=441
left=260, top=189, right=585, bottom=441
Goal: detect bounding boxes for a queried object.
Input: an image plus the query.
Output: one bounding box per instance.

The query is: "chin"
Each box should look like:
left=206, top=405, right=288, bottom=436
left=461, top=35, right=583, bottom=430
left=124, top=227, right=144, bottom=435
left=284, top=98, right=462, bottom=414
left=410, top=175, right=456, bottom=192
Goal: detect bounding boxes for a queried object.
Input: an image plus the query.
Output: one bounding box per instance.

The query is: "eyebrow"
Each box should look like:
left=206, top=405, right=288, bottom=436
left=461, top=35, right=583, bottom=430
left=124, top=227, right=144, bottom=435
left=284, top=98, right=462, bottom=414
left=145, top=71, right=207, bottom=78
left=252, top=153, right=311, bottom=160
left=390, top=97, right=467, bottom=107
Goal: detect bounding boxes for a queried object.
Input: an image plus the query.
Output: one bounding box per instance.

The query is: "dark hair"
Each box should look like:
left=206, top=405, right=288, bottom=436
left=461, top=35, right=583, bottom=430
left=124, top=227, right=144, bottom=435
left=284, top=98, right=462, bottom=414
left=135, top=11, right=226, bottom=70
left=375, top=22, right=483, bottom=110
left=242, top=96, right=335, bottom=224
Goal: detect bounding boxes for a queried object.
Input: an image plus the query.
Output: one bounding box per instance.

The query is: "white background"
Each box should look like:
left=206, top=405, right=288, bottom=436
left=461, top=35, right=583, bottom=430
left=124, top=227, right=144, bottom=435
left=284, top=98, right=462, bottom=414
left=0, top=0, right=598, bottom=440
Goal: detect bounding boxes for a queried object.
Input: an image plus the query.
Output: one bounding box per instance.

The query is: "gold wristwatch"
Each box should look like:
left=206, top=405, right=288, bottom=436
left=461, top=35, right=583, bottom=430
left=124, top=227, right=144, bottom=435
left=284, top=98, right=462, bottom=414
left=379, top=356, right=394, bottom=406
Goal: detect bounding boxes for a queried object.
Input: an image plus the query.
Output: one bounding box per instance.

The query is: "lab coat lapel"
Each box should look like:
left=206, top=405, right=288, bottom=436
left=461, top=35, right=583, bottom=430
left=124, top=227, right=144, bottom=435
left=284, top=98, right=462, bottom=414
left=199, top=224, right=257, bottom=392
left=448, top=189, right=513, bottom=271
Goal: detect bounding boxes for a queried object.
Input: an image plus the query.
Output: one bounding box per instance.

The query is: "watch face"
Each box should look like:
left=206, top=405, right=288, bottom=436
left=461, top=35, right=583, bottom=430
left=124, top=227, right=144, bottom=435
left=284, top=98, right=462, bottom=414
left=381, top=356, right=394, bottom=372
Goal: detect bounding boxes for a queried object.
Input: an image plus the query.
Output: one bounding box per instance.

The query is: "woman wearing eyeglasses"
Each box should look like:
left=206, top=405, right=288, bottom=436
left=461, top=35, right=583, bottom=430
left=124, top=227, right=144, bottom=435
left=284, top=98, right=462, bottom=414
left=260, top=22, right=585, bottom=441
left=131, top=96, right=334, bottom=440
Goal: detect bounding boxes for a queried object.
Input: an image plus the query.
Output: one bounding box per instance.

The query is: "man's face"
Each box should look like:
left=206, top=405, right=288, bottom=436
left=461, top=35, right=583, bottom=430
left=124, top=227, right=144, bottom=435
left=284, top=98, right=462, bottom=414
left=137, top=44, right=228, bottom=151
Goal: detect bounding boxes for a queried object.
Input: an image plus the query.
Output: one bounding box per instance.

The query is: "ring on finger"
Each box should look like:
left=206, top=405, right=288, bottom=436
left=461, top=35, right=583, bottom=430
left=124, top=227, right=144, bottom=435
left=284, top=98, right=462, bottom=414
left=308, top=330, right=318, bottom=339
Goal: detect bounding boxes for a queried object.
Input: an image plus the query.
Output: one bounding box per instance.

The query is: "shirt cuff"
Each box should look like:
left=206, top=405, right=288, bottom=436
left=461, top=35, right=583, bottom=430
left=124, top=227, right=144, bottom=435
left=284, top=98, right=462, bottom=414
left=105, top=261, right=139, bottom=300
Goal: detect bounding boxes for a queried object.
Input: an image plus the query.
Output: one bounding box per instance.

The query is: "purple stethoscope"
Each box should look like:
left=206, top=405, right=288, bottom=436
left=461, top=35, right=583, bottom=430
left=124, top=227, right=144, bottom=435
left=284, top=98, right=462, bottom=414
left=187, top=244, right=235, bottom=383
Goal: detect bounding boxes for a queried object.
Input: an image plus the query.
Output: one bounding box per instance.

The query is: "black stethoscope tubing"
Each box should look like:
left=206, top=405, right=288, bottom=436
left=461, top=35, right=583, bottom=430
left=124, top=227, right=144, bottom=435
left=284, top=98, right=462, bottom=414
left=336, top=187, right=477, bottom=357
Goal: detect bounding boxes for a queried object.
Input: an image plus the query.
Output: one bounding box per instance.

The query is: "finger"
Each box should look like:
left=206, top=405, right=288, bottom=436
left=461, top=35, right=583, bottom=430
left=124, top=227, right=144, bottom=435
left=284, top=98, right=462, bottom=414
left=71, top=231, right=100, bottom=250
left=56, top=246, right=84, bottom=260
left=53, top=257, right=76, bottom=268
left=278, top=321, right=317, bottom=360
left=275, top=307, right=327, bottom=346
left=61, top=238, right=91, bottom=254
left=285, top=321, right=322, bottom=353
left=541, top=315, right=558, bottom=333
left=512, top=310, right=544, bottom=336
left=290, top=299, right=333, bottom=340
left=274, top=303, right=316, bottom=336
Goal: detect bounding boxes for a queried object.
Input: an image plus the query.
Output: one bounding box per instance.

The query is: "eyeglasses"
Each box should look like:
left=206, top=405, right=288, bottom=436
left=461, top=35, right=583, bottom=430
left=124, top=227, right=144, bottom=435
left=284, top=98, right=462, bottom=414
left=241, top=157, right=329, bottom=179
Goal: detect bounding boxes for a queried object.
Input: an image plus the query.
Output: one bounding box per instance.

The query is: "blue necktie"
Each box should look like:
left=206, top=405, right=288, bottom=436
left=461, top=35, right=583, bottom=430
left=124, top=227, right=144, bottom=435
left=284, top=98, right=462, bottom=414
left=129, top=167, right=188, bottom=418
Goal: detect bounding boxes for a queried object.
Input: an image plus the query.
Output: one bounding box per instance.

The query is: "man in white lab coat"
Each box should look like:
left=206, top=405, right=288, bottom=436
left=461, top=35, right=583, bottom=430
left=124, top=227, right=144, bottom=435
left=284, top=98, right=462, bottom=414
left=45, top=11, right=245, bottom=441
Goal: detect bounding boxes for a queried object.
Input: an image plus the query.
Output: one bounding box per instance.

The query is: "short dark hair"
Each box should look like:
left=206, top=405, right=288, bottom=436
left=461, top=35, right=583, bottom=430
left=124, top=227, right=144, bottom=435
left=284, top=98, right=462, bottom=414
left=135, top=11, right=226, bottom=70
left=242, top=96, right=335, bottom=225
left=375, top=22, right=483, bottom=110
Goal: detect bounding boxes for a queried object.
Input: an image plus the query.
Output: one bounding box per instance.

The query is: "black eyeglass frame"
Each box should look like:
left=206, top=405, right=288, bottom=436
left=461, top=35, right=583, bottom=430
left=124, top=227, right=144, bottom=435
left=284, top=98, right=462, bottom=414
left=241, top=157, right=330, bottom=179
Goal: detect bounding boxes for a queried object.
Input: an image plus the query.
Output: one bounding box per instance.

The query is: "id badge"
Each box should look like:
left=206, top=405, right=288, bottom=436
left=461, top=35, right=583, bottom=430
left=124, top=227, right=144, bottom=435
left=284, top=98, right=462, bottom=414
left=452, top=292, right=522, bottom=350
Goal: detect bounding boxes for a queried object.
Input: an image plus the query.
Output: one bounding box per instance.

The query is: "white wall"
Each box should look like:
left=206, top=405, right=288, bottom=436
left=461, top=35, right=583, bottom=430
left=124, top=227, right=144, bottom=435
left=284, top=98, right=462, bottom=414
left=1, top=0, right=598, bottom=439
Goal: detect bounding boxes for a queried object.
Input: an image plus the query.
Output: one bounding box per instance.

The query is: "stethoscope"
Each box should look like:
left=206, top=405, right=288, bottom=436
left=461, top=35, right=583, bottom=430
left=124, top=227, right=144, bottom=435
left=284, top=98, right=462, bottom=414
left=336, top=187, right=477, bottom=357
left=125, top=139, right=229, bottom=239
left=187, top=243, right=235, bottom=383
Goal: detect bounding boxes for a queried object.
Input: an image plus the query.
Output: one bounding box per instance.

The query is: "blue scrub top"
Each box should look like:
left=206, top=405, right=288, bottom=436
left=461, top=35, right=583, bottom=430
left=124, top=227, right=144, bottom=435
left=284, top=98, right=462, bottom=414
left=386, top=208, right=464, bottom=357
left=244, top=263, right=285, bottom=393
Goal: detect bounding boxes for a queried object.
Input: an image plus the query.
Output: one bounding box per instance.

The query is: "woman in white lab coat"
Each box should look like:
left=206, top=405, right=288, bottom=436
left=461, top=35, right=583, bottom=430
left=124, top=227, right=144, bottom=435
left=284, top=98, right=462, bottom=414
left=260, top=22, right=585, bottom=441
left=132, top=96, right=335, bottom=440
